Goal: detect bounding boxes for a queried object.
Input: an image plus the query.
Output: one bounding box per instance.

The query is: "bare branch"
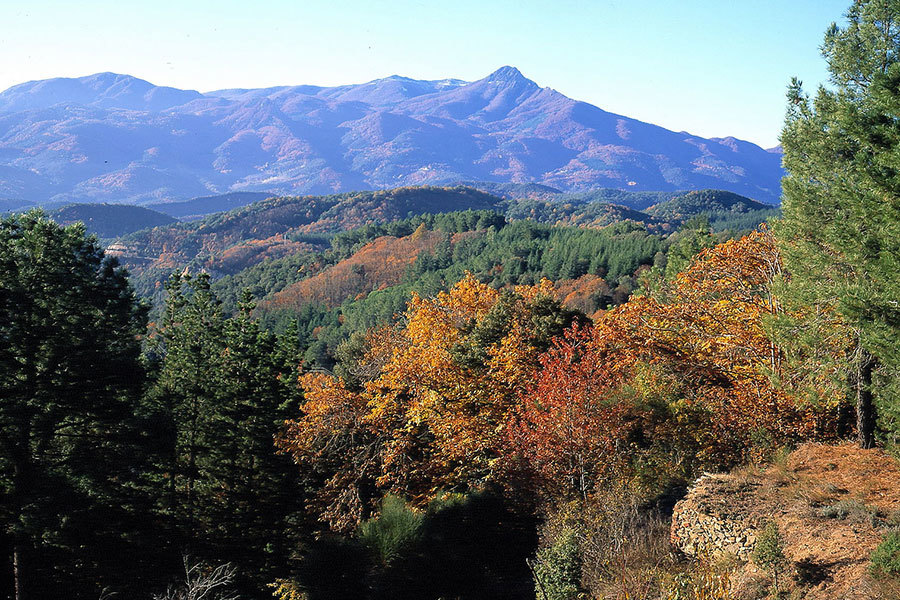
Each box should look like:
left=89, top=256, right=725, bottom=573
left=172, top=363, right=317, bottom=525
left=153, top=556, right=240, bottom=600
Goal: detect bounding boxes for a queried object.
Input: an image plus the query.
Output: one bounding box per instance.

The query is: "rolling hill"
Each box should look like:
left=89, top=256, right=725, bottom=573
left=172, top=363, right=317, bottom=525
left=108, top=185, right=776, bottom=306
left=0, top=68, right=784, bottom=205
left=645, top=189, right=773, bottom=220
left=146, top=191, right=273, bottom=219
left=644, top=189, right=781, bottom=230
left=5, top=199, right=178, bottom=237
left=0, top=198, right=35, bottom=212
left=110, top=186, right=506, bottom=278
left=48, top=203, right=177, bottom=238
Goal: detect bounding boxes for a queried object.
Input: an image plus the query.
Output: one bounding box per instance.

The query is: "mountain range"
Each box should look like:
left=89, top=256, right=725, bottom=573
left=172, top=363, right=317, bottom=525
left=0, top=67, right=784, bottom=204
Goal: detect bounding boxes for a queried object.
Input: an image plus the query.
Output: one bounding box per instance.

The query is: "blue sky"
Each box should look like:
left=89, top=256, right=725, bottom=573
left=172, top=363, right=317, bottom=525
left=1, top=0, right=850, bottom=147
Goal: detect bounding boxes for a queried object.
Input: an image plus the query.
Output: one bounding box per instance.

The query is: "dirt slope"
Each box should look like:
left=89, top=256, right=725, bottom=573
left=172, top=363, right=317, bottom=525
left=672, top=443, right=900, bottom=599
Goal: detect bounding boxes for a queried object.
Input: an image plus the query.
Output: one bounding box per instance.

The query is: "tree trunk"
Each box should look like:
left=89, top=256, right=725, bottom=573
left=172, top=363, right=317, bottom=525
left=856, top=348, right=876, bottom=449
left=11, top=429, right=31, bottom=600
left=13, top=543, right=25, bottom=600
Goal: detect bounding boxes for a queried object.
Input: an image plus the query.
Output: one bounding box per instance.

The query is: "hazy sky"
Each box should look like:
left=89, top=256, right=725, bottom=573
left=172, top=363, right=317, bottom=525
left=1, top=1, right=850, bottom=148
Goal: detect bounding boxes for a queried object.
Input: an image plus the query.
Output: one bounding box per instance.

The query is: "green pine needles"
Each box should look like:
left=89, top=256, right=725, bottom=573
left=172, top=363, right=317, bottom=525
left=752, top=521, right=788, bottom=595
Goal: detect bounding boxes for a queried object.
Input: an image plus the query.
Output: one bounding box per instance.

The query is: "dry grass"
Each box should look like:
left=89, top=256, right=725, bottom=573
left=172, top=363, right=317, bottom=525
left=819, top=499, right=882, bottom=525
left=576, top=485, right=676, bottom=598
left=886, top=510, right=900, bottom=528
left=762, top=449, right=798, bottom=491
left=868, top=576, right=900, bottom=600
left=676, top=443, right=900, bottom=600
left=790, top=480, right=840, bottom=509
left=730, top=464, right=765, bottom=487
left=538, top=480, right=738, bottom=599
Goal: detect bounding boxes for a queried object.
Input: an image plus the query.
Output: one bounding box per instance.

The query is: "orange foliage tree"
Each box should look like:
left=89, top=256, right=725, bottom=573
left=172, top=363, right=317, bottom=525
left=508, top=230, right=839, bottom=501
left=280, top=231, right=845, bottom=525
left=276, top=274, right=584, bottom=530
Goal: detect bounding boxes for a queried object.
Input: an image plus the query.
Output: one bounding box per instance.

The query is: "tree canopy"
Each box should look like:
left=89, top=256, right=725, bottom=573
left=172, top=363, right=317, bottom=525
left=776, top=0, right=900, bottom=448
left=0, top=211, right=149, bottom=599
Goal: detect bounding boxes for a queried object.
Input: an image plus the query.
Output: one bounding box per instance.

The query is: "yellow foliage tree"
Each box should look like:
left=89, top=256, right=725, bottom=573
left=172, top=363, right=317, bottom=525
left=277, top=273, right=582, bottom=529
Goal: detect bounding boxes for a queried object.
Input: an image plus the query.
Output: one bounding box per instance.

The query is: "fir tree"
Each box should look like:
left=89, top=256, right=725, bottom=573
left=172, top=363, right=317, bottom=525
left=145, top=277, right=304, bottom=593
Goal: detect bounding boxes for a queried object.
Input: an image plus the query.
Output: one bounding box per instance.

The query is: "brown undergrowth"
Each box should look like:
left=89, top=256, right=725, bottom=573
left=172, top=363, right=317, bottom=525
left=673, top=442, right=900, bottom=599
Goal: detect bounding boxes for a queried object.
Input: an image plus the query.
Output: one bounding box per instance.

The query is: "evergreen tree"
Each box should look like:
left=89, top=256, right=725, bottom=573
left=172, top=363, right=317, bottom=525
left=752, top=521, right=788, bottom=595
left=146, top=273, right=225, bottom=539
left=0, top=211, right=151, bottom=600
left=776, top=0, right=900, bottom=448
left=663, top=216, right=715, bottom=281
left=146, top=276, right=304, bottom=593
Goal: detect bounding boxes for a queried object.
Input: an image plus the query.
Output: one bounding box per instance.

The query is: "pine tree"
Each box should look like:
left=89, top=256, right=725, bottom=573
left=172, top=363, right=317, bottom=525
left=776, top=0, right=900, bottom=448
left=0, top=211, right=150, bottom=599
left=146, top=277, right=304, bottom=592
left=752, top=521, right=788, bottom=595
left=663, top=216, right=715, bottom=281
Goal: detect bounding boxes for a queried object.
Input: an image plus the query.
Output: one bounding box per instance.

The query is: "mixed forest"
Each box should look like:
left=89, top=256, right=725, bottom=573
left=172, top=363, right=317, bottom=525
left=2, top=1, right=900, bottom=599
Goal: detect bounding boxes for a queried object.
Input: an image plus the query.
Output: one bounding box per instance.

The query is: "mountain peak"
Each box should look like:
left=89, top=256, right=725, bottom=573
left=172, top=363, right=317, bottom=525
left=487, top=66, right=528, bottom=83
left=0, top=72, right=203, bottom=113
left=0, top=70, right=784, bottom=204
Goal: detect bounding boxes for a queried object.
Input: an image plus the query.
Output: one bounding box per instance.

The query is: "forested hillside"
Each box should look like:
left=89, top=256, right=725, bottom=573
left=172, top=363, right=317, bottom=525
left=147, top=191, right=273, bottom=219
left=2, top=3, right=899, bottom=600
left=644, top=190, right=780, bottom=229
left=250, top=218, right=665, bottom=366
left=101, top=184, right=773, bottom=371
left=110, top=185, right=774, bottom=303
left=112, top=186, right=503, bottom=277
left=48, top=203, right=177, bottom=239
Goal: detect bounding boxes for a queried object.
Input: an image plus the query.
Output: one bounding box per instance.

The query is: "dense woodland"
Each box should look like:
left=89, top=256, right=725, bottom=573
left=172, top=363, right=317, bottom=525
left=3, top=1, right=900, bottom=599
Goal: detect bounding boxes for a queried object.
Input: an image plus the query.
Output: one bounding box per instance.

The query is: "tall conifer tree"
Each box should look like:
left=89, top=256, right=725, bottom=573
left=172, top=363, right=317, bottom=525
left=776, top=0, right=900, bottom=448
left=146, top=276, right=304, bottom=593
left=0, top=211, right=150, bottom=599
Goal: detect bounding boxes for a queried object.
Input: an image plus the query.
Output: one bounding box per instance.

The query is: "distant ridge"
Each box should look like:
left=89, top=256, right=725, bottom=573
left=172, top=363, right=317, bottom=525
left=147, top=192, right=273, bottom=219
left=114, top=185, right=772, bottom=275
left=0, top=67, right=784, bottom=204
left=0, top=72, right=203, bottom=112
left=48, top=203, right=177, bottom=238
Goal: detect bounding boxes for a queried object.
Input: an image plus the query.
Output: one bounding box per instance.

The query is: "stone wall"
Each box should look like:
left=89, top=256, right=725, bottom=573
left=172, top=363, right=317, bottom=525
left=670, top=473, right=759, bottom=560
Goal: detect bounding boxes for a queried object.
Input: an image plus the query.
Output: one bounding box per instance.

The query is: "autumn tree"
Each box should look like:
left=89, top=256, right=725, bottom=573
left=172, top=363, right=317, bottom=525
left=510, top=231, right=834, bottom=501
left=277, top=274, right=585, bottom=529
left=614, top=230, right=817, bottom=461
left=506, top=324, right=638, bottom=501
left=777, top=0, right=900, bottom=448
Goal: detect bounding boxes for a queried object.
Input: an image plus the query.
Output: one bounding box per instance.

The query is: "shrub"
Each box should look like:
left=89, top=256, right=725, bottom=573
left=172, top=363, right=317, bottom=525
left=153, top=556, right=238, bottom=600
left=532, top=482, right=674, bottom=600
left=270, top=579, right=306, bottom=600
left=870, top=531, right=900, bottom=578
left=578, top=483, right=672, bottom=596
left=357, top=495, right=424, bottom=566
left=886, top=510, right=900, bottom=528
left=819, top=499, right=880, bottom=525
left=660, top=564, right=733, bottom=600
left=751, top=521, right=788, bottom=595
left=531, top=529, right=584, bottom=600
